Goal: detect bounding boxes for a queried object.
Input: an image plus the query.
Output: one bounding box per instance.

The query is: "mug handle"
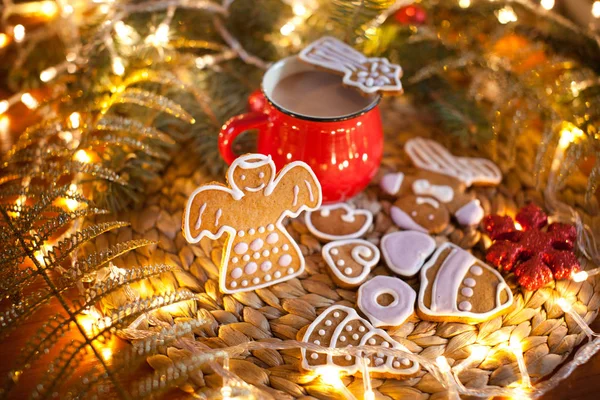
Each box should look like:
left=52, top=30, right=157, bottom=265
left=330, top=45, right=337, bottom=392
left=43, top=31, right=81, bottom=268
left=218, top=111, right=269, bottom=165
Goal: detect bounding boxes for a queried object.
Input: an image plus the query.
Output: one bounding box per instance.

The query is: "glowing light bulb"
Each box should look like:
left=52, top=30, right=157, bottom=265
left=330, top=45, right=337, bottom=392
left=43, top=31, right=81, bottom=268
left=0, top=33, right=10, bottom=48
left=73, top=150, right=91, bottom=163
left=0, top=100, right=8, bottom=114
left=21, top=93, right=38, bottom=109
left=101, top=347, right=113, bottom=361
left=69, top=112, right=81, bottom=129
left=558, top=126, right=584, bottom=149
left=459, top=0, right=471, bottom=8
left=469, top=345, right=488, bottom=361
left=13, top=25, right=25, bottom=43
left=364, top=389, right=376, bottom=400
left=112, top=56, right=125, bottom=76
left=540, top=0, right=554, bottom=10
left=556, top=298, right=572, bottom=312
left=496, top=6, right=518, bottom=24
left=317, top=366, right=343, bottom=386
left=293, top=3, right=307, bottom=16
left=594, top=1, right=600, bottom=18
left=514, top=221, right=523, bottom=231
left=66, top=52, right=77, bottom=62
left=40, top=67, right=57, bottom=82
left=436, top=356, right=451, bottom=373
left=280, top=22, right=295, bottom=36
left=62, top=4, right=74, bottom=16
left=41, top=1, right=59, bottom=17
left=572, top=271, right=589, bottom=282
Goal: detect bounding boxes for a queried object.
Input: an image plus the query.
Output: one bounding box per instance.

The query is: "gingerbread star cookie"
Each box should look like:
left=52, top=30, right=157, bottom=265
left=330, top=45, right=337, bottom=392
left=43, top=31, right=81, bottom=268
left=299, top=36, right=403, bottom=95
left=182, top=154, right=322, bottom=293
left=322, top=239, right=380, bottom=288
left=300, top=305, right=419, bottom=378
left=305, top=203, right=373, bottom=241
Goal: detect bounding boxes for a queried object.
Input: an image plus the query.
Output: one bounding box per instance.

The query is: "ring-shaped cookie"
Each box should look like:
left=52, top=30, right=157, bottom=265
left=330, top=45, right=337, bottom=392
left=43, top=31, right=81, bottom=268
left=358, top=275, right=416, bottom=328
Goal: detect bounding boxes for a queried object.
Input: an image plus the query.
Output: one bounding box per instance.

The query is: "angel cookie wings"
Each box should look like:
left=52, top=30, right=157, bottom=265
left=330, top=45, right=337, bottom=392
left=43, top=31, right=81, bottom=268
left=299, top=36, right=403, bottom=94
left=183, top=154, right=322, bottom=293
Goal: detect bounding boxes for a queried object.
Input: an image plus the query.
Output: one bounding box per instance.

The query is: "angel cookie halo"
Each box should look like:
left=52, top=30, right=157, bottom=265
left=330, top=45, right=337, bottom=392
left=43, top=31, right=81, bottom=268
left=182, top=154, right=322, bottom=293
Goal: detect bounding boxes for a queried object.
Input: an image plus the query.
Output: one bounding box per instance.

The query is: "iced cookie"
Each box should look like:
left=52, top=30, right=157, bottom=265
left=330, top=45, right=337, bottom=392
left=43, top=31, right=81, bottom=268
left=404, top=137, right=502, bottom=186
left=322, top=240, right=380, bottom=288
left=299, top=36, right=403, bottom=95
left=182, top=154, right=322, bottom=294
left=391, top=195, right=450, bottom=234
left=381, top=231, right=436, bottom=277
left=300, top=305, right=419, bottom=378
left=358, top=276, right=416, bottom=328
left=418, top=242, right=514, bottom=324
left=381, top=169, right=485, bottom=233
left=305, top=203, right=373, bottom=241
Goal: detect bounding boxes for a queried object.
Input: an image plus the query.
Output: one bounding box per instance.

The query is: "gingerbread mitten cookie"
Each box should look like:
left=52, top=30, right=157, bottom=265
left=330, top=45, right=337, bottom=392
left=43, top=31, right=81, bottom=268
left=300, top=305, right=419, bottom=378
left=322, top=240, right=380, bottom=288
left=418, top=242, right=513, bottom=323
left=183, top=154, right=322, bottom=293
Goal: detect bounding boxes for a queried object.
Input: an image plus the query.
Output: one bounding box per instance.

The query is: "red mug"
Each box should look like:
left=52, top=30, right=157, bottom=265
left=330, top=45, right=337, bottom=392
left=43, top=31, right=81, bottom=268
left=219, top=56, right=383, bottom=203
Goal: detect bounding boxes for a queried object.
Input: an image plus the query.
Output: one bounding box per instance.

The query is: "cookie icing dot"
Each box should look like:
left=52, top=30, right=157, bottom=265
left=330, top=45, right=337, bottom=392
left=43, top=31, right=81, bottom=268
left=242, top=254, right=250, bottom=262
left=278, top=254, right=292, bottom=267
left=311, top=353, right=319, bottom=360
left=267, top=224, right=274, bottom=231
left=464, top=278, right=476, bottom=287
left=244, top=262, right=257, bottom=274
left=344, top=267, right=352, bottom=275
left=252, top=277, right=260, bottom=284
left=262, top=249, right=270, bottom=257
left=458, top=301, right=472, bottom=311
left=234, top=242, right=248, bottom=254
left=274, top=271, right=281, bottom=278
left=261, top=261, right=272, bottom=271
left=461, top=287, right=474, bottom=297
left=231, top=268, right=243, bottom=279
left=333, top=312, right=340, bottom=318
left=337, top=259, right=345, bottom=267
left=318, top=329, right=325, bottom=336
left=331, top=248, right=339, bottom=256
left=258, top=226, right=265, bottom=233
left=264, top=274, right=272, bottom=281
left=250, top=238, right=264, bottom=251
left=470, top=265, right=483, bottom=276
left=266, top=232, right=279, bottom=244
left=287, top=267, right=294, bottom=275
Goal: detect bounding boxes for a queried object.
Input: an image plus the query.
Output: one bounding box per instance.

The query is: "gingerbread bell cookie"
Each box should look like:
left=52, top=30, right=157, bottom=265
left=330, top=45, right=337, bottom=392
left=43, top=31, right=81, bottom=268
left=322, top=239, right=380, bottom=288
left=182, top=154, right=322, bottom=293
left=381, top=138, right=502, bottom=234
left=418, top=242, right=513, bottom=324
left=305, top=203, right=373, bottom=241
left=300, top=305, right=419, bottom=378
left=299, top=36, right=403, bottom=95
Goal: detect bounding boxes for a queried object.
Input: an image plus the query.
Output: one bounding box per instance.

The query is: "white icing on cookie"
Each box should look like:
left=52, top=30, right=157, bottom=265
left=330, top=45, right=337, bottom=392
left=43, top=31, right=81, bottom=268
left=182, top=153, right=322, bottom=294
left=250, top=238, right=264, bottom=251
left=293, top=185, right=299, bottom=206
left=380, top=172, right=405, bottom=195
left=416, top=197, right=440, bottom=208
left=245, top=262, right=257, bottom=274
left=381, top=231, right=436, bottom=277
left=301, top=305, right=419, bottom=376
left=390, top=206, right=427, bottom=233
left=266, top=232, right=279, bottom=244
left=234, top=242, right=248, bottom=254
left=418, top=242, right=513, bottom=321
left=322, top=239, right=380, bottom=287
left=412, top=179, right=454, bottom=203
left=405, top=138, right=502, bottom=187
left=299, top=37, right=403, bottom=94
left=358, top=276, right=416, bottom=328
left=278, top=254, right=292, bottom=267
left=455, top=199, right=484, bottom=226
left=305, top=203, right=373, bottom=241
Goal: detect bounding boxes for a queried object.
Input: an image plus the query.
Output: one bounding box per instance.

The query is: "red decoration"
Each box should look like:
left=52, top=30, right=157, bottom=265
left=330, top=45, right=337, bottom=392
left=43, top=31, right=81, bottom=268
left=483, top=203, right=580, bottom=291
left=393, top=5, right=427, bottom=26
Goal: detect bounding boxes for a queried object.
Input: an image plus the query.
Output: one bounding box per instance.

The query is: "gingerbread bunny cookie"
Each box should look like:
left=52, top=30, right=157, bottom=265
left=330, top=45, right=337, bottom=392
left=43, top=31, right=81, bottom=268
left=183, top=154, right=322, bottom=293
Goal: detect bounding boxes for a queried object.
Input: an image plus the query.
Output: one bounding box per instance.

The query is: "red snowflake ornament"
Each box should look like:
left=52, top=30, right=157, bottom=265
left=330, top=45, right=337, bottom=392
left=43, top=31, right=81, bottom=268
left=483, top=203, right=580, bottom=291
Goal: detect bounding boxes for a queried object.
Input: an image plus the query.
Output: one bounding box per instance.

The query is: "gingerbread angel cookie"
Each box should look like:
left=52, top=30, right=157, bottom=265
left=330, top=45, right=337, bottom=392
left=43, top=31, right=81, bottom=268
left=182, top=154, right=322, bottom=293
left=305, top=203, right=373, bottom=241
left=418, top=242, right=513, bottom=324
left=300, top=305, right=419, bottom=378
left=299, top=36, right=403, bottom=95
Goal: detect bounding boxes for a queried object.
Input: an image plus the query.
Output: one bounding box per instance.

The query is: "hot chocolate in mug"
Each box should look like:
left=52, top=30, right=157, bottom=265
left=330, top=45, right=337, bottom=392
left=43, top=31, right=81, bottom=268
left=218, top=56, right=384, bottom=203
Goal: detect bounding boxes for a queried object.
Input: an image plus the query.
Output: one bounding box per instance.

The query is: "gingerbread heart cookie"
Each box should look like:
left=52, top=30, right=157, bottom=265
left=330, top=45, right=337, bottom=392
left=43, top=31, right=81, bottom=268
left=418, top=242, right=513, bottom=324
left=381, top=231, right=436, bottom=277
left=182, top=154, right=322, bottom=294
left=322, top=239, right=380, bottom=288
left=300, top=305, right=419, bottom=378
left=305, top=203, right=373, bottom=241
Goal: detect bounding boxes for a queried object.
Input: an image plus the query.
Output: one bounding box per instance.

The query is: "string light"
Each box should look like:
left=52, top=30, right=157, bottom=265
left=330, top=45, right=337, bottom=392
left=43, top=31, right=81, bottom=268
left=221, top=353, right=232, bottom=399
left=73, top=149, right=91, bottom=163
left=69, top=112, right=81, bottom=129
left=0, top=33, right=10, bottom=48
left=509, top=337, right=531, bottom=388
left=0, top=116, right=10, bottom=154
left=41, top=1, right=59, bottom=17
left=362, top=357, right=375, bottom=400
left=20, top=93, right=38, bottom=109
left=556, top=298, right=599, bottom=341
left=593, top=1, right=600, bottom=19
left=459, top=0, right=471, bottom=8
left=0, top=100, right=8, bottom=115
left=13, top=25, right=25, bottom=43
left=558, top=125, right=585, bottom=149
left=436, top=356, right=460, bottom=399
left=496, top=6, right=518, bottom=24
left=64, top=183, right=80, bottom=211
left=112, top=56, right=125, bottom=76
left=540, top=0, right=554, bottom=11
left=40, top=67, right=58, bottom=82
left=453, top=346, right=488, bottom=373
left=572, top=268, right=600, bottom=282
